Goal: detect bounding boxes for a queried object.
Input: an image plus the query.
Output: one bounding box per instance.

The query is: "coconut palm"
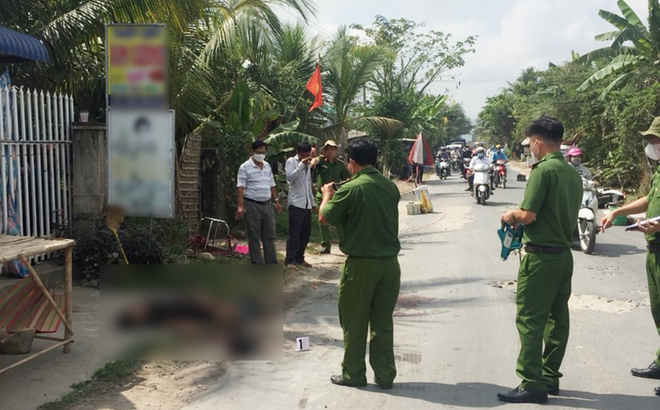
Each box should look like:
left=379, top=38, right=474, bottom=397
left=1, top=0, right=317, bottom=136
left=322, top=27, right=404, bottom=145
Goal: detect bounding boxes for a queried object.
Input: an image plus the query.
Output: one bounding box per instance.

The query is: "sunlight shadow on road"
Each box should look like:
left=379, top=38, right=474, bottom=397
left=366, top=382, right=659, bottom=409
left=591, top=243, right=646, bottom=258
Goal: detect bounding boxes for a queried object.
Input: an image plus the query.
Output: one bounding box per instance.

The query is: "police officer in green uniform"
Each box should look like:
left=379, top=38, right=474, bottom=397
left=319, top=138, right=401, bottom=389
left=602, top=116, right=660, bottom=397
left=312, top=140, right=351, bottom=254
left=499, top=116, right=582, bottom=404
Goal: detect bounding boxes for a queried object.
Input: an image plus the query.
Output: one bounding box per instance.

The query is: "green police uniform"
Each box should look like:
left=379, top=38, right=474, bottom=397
left=515, top=151, right=582, bottom=392
left=645, top=166, right=660, bottom=366
left=314, top=156, right=351, bottom=250
left=321, top=167, right=401, bottom=387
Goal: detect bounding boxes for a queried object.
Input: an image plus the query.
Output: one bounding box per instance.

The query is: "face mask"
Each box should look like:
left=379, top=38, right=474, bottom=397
left=477, top=153, right=484, bottom=159
left=253, top=153, right=266, bottom=163
left=570, top=157, right=581, bottom=166
left=646, top=143, right=660, bottom=161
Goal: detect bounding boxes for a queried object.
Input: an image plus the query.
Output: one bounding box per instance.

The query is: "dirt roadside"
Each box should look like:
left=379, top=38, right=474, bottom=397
left=41, top=245, right=345, bottom=410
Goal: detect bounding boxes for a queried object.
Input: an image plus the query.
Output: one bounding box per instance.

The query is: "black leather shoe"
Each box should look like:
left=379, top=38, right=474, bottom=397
left=547, top=385, right=559, bottom=396
left=330, top=375, right=366, bottom=388
left=497, top=386, right=548, bottom=404
left=631, top=363, right=660, bottom=379
left=655, top=386, right=659, bottom=396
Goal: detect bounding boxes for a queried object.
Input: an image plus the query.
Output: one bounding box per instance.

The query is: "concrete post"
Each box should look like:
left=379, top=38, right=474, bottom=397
left=71, top=123, right=107, bottom=237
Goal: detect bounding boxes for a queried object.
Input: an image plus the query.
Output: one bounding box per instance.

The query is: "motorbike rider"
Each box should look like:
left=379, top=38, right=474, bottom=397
left=566, top=147, right=593, bottom=180
left=438, top=147, right=452, bottom=176
left=492, top=144, right=508, bottom=162
left=459, top=146, right=473, bottom=178
left=466, top=147, right=494, bottom=193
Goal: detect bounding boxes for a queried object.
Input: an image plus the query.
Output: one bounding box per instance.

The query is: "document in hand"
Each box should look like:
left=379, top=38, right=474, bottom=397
left=625, top=216, right=660, bottom=231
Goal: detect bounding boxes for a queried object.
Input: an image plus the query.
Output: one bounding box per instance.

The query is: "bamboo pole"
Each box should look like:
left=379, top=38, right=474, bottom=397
left=34, top=335, right=75, bottom=343
left=18, top=254, right=73, bottom=336
left=0, top=340, right=70, bottom=375
left=63, top=247, right=73, bottom=353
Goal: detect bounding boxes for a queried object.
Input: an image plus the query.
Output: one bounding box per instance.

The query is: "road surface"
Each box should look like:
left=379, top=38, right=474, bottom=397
left=183, top=169, right=659, bottom=410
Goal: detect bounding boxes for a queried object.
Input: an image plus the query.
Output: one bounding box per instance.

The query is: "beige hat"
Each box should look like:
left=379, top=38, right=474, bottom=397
left=322, top=140, right=339, bottom=149
left=640, top=116, right=660, bottom=138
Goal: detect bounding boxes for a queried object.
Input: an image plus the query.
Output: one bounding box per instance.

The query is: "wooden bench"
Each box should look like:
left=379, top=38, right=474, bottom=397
left=0, top=235, right=75, bottom=375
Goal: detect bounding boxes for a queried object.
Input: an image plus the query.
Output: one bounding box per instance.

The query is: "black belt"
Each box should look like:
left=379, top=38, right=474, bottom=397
left=524, top=244, right=569, bottom=254
left=244, top=197, right=271, bottom=205
left=648, top=243, right=660, bottom=253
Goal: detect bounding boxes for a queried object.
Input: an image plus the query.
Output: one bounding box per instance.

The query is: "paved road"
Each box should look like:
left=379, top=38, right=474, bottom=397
left=184, top=170, right=660, bottom=410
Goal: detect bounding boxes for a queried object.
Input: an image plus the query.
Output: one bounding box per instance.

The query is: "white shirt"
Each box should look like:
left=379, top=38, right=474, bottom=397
left=285, top=155, right=315, bottom=209
left=469, top=156, right=491, bottom=169
left=237, top=158, right=276, bottom=202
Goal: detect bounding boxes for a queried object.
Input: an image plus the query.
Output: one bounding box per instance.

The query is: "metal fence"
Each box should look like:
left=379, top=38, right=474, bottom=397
left=0, top=86, right=73, bottom=260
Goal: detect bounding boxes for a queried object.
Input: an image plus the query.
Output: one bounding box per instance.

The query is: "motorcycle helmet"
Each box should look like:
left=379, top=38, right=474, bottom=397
left=476, top=147, right=486, bottom=153
left=567, top=147, right=582, bottom=158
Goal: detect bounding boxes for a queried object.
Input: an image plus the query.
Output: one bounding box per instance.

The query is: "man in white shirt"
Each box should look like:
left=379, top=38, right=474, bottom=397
left=236, top=140, right=282, bottom=265
left=284, top=142, right=316, bottom=268
left=467, top=147, right=493, bottom=193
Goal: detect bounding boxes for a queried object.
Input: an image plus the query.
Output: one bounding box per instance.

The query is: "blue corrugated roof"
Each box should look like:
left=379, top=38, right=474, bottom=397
left=0, top=25, right=49, bottom=63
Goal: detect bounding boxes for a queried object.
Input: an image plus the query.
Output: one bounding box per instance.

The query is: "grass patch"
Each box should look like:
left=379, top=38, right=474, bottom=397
left=39, top=360, right=141, bottom=410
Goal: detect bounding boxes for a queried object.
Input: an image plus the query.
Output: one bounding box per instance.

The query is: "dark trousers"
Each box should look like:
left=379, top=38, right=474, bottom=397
left=244, top=200, right=277, bottom=265
left=338, top=256, right=401, bottom=387
left=645, top=251, right=660, bottom=365
left=285, top=205, right=311, bottom=264
left=414, top=164, right=423, bottom=184
left=516, top=251, right=573, bottom=391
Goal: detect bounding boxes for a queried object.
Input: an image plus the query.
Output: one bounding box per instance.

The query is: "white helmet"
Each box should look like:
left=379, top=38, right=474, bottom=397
left=476, top=147, right=486, bottom=153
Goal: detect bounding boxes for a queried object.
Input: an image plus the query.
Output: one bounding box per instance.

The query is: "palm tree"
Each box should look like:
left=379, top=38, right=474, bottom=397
left=1, top=0, right=318, bottom=136
left=577, top=0, right=660, bottom=97
left=323, top=27, right=403, bottom=145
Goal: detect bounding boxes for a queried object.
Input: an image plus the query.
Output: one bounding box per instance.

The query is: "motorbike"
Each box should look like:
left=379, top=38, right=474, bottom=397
left=436, top=157, right=450, bottom=179
left=460, top=157, right=471, bottom=179
left=450, top=156, right=460, bottom=173
left=575, top=177, right=599, bottom=254
left=493, top=159, right=508, bottom=189
left=472, top=163, right=492, bottom=205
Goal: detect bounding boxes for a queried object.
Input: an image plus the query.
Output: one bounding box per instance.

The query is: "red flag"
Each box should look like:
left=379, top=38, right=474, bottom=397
left=305, top=64, right=323, bottom=112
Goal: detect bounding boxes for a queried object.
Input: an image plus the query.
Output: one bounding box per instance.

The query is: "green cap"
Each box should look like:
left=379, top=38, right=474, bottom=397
left=640, top=116, right=660, bottom=138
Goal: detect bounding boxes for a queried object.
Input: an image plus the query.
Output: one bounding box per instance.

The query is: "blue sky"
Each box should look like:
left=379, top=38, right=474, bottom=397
left=278, top=0, right=648, bottom=120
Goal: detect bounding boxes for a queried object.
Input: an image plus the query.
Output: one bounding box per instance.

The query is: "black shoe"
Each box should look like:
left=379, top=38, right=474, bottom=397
left=375, top=377, right=393, bottom=390
left=547, top=385, right=559, bottom=396
left=465, top=187, right=471, bottom=191
left=320, top=247, right=331, bottom=254
left=632, top=363, right=660, bottom=379
left=330, top=375, right=365, bottom=388
left=655, top=386, right=660, bottom=396
left=497, top=386, right=548, bottom=404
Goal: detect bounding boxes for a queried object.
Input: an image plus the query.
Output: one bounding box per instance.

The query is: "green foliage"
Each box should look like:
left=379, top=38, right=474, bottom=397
left=73, top=219, right=165, bottom=281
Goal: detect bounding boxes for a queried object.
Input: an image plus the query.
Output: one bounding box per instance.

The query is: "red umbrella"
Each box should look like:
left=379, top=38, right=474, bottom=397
left=408, top=133, right=434, bottom=165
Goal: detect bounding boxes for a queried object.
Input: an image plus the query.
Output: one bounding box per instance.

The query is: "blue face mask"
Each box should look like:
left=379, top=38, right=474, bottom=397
left=478, top=153, right=484, bottom=158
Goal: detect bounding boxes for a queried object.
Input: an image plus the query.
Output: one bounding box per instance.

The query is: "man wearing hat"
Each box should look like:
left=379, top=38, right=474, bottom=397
left=602, top=116, right=660, bottom=397
left=311, top=140, right=351, bottom=254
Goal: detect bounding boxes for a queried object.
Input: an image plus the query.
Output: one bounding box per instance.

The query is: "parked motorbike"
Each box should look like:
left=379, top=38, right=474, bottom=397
left=493, top=159, right=508, bottom=189
left=575, top=178, right=599, bottom=254
left=472, top=163, right=492, bottom=205
left=597, top=188, right=626, bottom=209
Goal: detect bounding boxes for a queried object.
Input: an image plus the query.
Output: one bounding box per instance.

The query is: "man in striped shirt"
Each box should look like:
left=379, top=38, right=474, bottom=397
left=236, top=140, right=282, bottom=265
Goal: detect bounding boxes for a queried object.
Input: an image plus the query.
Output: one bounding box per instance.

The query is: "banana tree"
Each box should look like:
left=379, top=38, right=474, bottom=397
left=577, top=0, right=660, bottom=98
